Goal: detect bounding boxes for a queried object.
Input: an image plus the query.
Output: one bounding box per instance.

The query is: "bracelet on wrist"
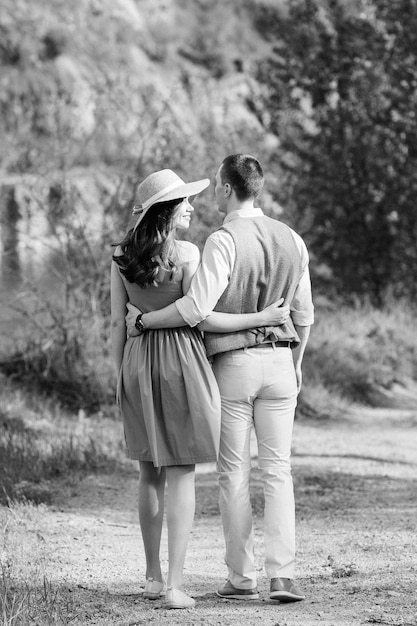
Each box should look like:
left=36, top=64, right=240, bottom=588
left=135, top=313, right=147, bottom=334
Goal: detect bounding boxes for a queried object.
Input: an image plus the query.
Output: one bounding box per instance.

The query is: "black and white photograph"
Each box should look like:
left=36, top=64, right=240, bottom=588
left=1, top=1, right=416, bottom=624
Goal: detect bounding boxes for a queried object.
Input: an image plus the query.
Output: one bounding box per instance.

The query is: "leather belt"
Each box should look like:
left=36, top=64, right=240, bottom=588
left=256, top=341, right=291, bottom=348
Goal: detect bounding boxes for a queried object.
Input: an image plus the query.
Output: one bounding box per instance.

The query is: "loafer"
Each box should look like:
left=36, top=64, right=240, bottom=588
left=143, top=578, right=165, bottom=600
left=270, top=577, right=305, bottom=602
left=217, top=579, right=259, bottom=600
left=162, top=587, right=195, bottom=609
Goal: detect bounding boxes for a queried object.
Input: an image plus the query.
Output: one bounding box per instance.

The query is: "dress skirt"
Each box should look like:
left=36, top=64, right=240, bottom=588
left=118, top=326, right=221, bottom=467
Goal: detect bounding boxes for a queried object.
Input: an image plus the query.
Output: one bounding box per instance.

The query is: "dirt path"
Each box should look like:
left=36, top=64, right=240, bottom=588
left=4, top=407, right=417, bottom=625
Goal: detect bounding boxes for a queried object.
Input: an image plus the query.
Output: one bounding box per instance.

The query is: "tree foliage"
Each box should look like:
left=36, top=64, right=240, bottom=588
left=258, top=0, right=417, bottom=304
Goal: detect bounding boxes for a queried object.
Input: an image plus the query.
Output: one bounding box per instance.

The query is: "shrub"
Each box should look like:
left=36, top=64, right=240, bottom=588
left=302, top=299, right=417, bottom=409
left=0, top=407, right=115, bottom=505
left=41, top=29, right=67, bottom=60
left=0, top=25, right=21, bottom=65
left=0, top=188, right=115, bottom=412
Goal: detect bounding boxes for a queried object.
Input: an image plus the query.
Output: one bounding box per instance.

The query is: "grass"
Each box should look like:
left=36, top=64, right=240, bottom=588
left=3, top=294, right=417, bottom=419
left=1, top=299, right=416, bottom=507
left=326, top=555, right=358, bottom=579
left=0, top=569, right=73, bottom=626
left=0, top=376, right=123, bottom=506
left=0, top=503, right=78, bottom=625
left=299, top=298, right=417, bottom=412
left=0, top=299, right=416, bottom=623
left=0, top=390, right=124, bottom=622
left=1, top=407, right=416, bottom=626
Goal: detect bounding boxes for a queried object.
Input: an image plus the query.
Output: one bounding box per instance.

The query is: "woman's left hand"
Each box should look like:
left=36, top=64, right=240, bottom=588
left=126, top=302, right=143, bottom=336
left=259, top=299, right=290, bottom=326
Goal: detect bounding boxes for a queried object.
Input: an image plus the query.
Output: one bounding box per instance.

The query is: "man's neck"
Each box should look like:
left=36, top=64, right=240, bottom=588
left=225, top=197, right=256, bottom=215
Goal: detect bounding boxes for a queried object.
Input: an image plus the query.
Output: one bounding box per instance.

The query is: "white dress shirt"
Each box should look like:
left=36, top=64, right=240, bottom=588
left=175, top=207, right=314, bottom=327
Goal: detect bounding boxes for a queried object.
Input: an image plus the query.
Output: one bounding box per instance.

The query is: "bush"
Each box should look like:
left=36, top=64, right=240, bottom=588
left=302, top=299, right=417, bottom=410
left=0, top=407, right=114, bottom=505
left=0, top=25, right=21, bottom=64
left=0, top=189, right=115, bottom=412
left=41, top=28, right=67, bottom=60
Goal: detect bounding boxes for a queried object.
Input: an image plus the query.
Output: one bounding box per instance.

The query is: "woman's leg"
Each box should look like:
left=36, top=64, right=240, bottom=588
left=138, top=461, right=166, bottom=582
left=165, top=464, right=195, bottom=589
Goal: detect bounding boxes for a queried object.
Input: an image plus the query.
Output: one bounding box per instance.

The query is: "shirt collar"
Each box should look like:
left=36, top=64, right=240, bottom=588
left=223, top=207, right=264, bottom=224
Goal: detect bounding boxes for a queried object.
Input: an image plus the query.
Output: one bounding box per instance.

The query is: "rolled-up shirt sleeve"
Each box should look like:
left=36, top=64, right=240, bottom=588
left=289, top=229, right=314, bottom=326
left=175, top=230, right=235, bottom=327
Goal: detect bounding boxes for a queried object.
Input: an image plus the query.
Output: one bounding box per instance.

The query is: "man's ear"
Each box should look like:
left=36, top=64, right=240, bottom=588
left=224, top=183, right=232, bottom=197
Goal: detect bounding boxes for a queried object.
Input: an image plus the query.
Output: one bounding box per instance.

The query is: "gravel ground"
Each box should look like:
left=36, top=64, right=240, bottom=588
left=2, top=406, right=416, bottom=626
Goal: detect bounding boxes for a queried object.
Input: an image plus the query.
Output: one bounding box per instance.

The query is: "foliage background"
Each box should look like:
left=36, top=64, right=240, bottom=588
left=1, top=0, right=417, bottom=414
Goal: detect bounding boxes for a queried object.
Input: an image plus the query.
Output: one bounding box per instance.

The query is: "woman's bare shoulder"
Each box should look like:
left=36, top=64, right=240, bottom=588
left=175, top=240, right=200, bottom=263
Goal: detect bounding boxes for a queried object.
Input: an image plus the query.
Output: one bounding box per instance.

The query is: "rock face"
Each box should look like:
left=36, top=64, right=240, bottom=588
left=0, top=0, right=279, bottom=178
left=0, top=0, right=286, bottom=263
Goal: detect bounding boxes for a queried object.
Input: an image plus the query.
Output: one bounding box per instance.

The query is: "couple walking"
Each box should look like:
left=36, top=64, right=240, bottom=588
left=110, top=154, right=314, bottom=609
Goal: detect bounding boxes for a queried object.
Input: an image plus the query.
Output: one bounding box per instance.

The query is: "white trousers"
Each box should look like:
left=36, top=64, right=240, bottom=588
left=212, top=344, right=297, bottom=589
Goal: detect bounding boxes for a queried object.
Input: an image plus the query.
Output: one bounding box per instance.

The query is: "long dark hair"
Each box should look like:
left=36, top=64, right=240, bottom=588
left=113, top=197, right=184, bottom=287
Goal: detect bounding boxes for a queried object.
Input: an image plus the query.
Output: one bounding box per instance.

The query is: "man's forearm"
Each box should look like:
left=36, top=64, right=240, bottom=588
left=292, top=324, right=311, bottom=367
left=142, top=302, right=187, bottom=329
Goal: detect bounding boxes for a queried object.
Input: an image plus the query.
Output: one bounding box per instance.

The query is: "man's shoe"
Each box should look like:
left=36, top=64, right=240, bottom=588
left=217, top=580, right=259, bottom=600
left=270, top=578, right=305, bottom=602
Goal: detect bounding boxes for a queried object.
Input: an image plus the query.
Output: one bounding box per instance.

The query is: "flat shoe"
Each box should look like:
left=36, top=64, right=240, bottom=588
left=216, top=579, right=259, bottom=600
left=270, top=577, right=305, bottom=602
left=162, top=587, right=195, bottom=609
left=143, top=578, right=165, bottom=600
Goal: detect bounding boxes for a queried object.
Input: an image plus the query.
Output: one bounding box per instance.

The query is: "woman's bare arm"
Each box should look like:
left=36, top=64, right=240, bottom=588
left=197, top=301, right=290, bottom=332
left=111, top=261, right=128, bottom=375
left=126, top=300, right=290, bottom=334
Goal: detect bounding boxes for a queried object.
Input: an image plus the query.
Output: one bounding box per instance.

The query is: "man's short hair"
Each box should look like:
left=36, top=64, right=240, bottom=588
left=220, top=154, right=264, bottom=201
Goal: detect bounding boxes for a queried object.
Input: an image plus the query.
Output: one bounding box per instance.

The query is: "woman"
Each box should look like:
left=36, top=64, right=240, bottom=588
left=111, top=169, right=288, bottom=609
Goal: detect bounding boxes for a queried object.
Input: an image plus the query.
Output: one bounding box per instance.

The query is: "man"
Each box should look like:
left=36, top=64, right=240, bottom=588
left=126, top=154, right=314, bottom=602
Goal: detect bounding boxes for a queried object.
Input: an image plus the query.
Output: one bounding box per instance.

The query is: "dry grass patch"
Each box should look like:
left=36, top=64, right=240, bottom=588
left=301, top=299, right=417, bottom=414
left=0, top=377, right=124, bottom=505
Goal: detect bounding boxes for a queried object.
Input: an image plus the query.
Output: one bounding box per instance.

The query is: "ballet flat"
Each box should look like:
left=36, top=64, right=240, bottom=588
left=162, top=587, right=195, bottom=609
left=143, top=578, right=165, bottom=599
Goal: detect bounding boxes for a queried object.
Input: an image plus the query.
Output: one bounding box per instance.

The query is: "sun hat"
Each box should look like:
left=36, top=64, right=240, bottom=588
left=132, top=169, right=210, bottom=230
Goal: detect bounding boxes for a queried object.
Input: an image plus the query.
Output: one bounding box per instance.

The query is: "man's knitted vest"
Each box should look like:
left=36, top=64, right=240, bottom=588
left=204, top=216, right=304, bottom=358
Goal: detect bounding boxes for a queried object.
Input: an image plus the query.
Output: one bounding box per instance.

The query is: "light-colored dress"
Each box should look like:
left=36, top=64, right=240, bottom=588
left=117, top=261, right=221, bottom=467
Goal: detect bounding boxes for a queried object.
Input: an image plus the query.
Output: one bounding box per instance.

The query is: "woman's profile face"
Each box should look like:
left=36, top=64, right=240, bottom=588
left=173, top=198, right=194, bottom=230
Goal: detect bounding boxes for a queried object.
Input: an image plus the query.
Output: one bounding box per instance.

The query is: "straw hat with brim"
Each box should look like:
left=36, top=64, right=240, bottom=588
left=132, top=169, right=210, bottom=230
